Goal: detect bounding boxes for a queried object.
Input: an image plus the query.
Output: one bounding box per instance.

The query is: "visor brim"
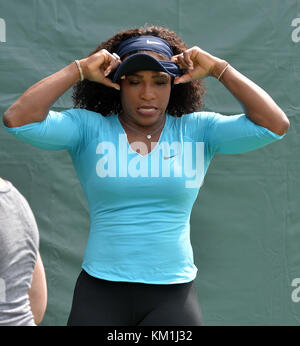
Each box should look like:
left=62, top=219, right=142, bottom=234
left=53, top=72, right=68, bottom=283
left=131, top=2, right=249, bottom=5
left=111, top=53, right=181, bottom=83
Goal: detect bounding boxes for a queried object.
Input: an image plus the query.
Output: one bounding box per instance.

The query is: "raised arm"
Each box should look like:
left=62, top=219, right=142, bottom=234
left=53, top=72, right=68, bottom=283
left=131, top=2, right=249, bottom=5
left=172, top=47, right=290, bottom=136
left=3, top=50, right=121, bottom=128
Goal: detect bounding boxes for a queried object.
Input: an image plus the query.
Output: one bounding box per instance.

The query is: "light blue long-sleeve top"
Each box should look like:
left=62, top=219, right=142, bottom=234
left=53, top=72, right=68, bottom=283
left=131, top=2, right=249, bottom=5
left=3, top=109, right=285, bottom=284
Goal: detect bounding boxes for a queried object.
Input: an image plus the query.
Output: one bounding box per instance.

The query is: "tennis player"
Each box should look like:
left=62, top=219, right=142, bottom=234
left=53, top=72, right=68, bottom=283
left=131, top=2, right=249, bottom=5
left=3, top=25, right=289, bottom=326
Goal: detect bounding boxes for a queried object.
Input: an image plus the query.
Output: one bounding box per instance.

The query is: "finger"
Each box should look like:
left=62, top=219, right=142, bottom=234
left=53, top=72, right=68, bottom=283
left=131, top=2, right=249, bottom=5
left=104, top=60, right=121, bottom=76
left=172, top=52, right=192, bottom=70
left=173, top=73, right=192, bottom=85
left=104, top=53, right=121, bottom=76
left=171, top=54, right=184, bottom=67
left=176, top=54, right=191, bottom=69
left=112, top=53, right=120, bottom=60
left=101, top=77, right=120, bottom=90
left=183, top=51, right=193, bottom=69
left=171, top=55, right=180, bottom=63
left=88, top=50, right=110, bottom=76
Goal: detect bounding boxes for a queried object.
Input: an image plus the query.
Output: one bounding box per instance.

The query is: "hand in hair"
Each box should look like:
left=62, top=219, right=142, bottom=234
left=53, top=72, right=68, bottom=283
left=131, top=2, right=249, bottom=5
left=171, top=46, right=225, bottom=84
left=79, top=50, right=121, bottom=90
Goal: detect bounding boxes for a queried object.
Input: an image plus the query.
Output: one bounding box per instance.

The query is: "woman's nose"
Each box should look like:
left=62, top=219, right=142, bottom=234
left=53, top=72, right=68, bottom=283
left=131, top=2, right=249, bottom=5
left=140, top=83, right=155, bottom=100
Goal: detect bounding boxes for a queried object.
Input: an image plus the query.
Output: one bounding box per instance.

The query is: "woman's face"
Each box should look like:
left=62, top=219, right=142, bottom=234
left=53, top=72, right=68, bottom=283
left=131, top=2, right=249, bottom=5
left=119, top=52, right=172, bottom=128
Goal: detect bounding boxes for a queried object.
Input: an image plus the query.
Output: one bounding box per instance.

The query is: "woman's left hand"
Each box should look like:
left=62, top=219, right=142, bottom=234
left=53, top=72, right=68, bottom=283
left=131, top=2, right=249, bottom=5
left=171, top=46, right=224, bottom=84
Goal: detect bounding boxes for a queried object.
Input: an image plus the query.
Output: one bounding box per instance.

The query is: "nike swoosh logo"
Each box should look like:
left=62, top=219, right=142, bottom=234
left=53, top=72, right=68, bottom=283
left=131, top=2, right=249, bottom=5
left=163, top=154, right=177, bottom=160
left=146, top=39, right=163, bottom=45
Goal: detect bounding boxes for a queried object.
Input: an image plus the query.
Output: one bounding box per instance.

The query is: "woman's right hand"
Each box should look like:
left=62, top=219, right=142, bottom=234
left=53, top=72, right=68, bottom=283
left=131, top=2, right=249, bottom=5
left=79, top=49, right=121, bottom=90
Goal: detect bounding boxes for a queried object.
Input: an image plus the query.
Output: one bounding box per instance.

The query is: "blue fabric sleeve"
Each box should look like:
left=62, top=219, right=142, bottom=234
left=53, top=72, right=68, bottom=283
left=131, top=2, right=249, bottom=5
left=183, top=111, right=284, bottom=155
left=3, top=109, right=84, bottom=151
left=205, top=112, right=286, bottom=154
left=182, top=111, right=285, bottom=154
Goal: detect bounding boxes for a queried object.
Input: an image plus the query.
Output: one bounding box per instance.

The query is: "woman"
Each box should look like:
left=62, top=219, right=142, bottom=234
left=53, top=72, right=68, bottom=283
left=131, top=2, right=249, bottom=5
left=3, top=25, right=289, bottom=326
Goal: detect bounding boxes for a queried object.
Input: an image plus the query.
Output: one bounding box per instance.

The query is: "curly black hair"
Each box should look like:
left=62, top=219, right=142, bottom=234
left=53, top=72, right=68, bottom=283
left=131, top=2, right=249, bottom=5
left=72, top=25, right=206, bottom=117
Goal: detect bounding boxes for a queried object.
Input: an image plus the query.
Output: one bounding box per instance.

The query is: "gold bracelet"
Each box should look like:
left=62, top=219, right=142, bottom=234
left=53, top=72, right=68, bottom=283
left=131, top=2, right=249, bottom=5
left=218, top=63, right=230, bottom=80
left=75, top=60, right=84, bottom=81
left=211, top=60, right=229, bottom=81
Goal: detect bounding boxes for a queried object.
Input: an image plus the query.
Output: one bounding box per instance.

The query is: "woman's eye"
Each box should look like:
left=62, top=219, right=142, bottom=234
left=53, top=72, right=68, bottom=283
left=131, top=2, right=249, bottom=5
left=128, top=80, right=140, bottom=85
left=156, top=80, right=168, bottom=85
left=127, top=79, right=168, bottom=85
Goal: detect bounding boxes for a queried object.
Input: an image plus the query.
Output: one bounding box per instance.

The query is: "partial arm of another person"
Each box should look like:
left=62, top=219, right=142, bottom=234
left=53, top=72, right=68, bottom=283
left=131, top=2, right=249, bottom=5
left=28, top=251, right=47, bottom=325
left=172, top=47, right=290, bottom=136
left=3, top=50, right=120, bottom=128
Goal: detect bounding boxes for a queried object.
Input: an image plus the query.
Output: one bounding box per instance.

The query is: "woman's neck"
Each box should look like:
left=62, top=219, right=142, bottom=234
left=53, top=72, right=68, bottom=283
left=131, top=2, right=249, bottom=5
left=118, top=112, right=166, bottom=134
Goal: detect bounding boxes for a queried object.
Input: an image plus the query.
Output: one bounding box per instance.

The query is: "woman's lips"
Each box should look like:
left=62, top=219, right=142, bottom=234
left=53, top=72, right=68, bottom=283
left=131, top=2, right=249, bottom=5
left=136, top=107, right=158, bottom=116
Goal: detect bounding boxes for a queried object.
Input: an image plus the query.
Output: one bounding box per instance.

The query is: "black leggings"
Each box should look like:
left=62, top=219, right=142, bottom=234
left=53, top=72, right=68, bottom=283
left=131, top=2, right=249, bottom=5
left=67, top=270, right=202, bottom=326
